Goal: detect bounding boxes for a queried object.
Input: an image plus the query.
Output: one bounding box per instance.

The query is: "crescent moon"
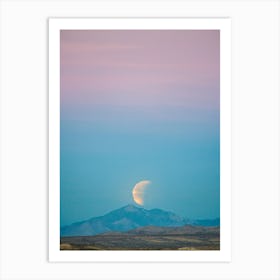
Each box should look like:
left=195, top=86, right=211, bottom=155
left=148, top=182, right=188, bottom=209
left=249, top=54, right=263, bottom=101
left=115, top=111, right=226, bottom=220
left=132, top=180, right=151, bottom=206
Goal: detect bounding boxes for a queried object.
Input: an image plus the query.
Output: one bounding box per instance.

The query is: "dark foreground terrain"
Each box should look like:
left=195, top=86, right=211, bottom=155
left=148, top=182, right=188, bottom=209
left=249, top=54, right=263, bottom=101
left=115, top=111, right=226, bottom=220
left=60, top=225, right=220, bottom=250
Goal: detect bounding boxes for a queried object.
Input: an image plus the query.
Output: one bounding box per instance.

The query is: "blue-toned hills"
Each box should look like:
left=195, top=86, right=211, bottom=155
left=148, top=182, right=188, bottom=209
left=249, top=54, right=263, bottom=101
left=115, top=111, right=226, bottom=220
left=60, top=204, right=219, bottom=237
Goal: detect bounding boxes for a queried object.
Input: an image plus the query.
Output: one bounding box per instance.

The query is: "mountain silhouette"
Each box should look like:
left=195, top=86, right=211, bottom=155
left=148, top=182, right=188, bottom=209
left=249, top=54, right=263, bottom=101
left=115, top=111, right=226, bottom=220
left=61, top=204, right=187, bottom=236
left=60, top=204, right=220, bottom=237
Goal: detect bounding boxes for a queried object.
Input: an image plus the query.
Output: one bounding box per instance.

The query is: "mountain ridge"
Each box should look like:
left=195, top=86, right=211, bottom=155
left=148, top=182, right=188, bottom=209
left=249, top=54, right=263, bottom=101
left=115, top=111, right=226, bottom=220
left=61, top=204, right=219, bottom=237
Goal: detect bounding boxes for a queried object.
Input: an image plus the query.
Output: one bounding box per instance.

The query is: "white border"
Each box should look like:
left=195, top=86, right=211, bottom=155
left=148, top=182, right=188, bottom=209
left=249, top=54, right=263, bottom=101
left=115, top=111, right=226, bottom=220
left=49, top=18, right=231, bottom=262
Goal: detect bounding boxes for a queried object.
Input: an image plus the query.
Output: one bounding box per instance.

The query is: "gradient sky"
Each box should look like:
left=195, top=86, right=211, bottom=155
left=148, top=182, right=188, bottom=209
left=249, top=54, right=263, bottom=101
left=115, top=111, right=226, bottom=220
left=60, top=30, right=220, bottom=227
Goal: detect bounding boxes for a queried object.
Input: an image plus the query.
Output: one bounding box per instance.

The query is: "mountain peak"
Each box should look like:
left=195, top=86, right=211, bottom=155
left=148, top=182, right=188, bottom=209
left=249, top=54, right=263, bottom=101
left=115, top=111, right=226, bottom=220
left=122, top=204, right=141, bottom=211
left=61, top=204, right=221, bottom=237
left=61, top=205, right=186, bottom=237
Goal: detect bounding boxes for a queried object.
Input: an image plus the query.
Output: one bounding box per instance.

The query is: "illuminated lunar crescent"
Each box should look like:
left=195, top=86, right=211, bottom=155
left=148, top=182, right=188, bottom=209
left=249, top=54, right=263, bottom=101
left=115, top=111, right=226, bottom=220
left=132, top=180, right=151, bottom=206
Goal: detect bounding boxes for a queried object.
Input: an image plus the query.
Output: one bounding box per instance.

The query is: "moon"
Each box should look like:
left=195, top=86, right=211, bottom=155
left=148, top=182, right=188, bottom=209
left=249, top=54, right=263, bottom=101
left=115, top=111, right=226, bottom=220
left=132, top=180, right=151, bottom=206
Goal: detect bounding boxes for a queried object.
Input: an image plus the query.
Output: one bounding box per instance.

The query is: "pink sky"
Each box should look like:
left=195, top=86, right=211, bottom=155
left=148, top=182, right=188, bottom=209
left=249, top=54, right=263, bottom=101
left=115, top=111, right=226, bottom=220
left=61, top=30, right=219, bottom=109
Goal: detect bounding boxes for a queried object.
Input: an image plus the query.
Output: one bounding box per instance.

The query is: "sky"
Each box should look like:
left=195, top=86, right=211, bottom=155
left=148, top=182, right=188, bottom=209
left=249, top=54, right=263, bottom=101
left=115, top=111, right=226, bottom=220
left=60, top=30, right=220, bottom=227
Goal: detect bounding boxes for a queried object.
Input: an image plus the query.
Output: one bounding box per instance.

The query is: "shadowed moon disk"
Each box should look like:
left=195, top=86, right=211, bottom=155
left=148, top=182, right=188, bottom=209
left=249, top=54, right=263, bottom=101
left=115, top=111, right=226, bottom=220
left=132, top=180, right=151, bottom=206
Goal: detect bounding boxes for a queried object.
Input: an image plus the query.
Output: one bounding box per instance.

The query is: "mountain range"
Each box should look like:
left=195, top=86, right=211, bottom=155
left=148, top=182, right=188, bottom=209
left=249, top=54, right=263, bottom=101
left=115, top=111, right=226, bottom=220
left=60, top=204, right=220, bottom=237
